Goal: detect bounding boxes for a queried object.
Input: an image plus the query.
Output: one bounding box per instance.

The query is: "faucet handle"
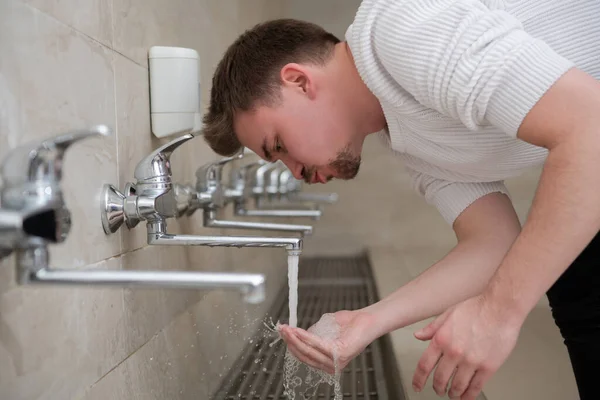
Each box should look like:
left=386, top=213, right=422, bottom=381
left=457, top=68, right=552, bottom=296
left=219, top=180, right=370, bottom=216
left=229, top=159, right=265, bottom=185
left=252, top=161, right=282, bottom=195
left=133, top=133, right=195, bottom=182
left=1, top=125, right=112, bottom=188
left=195, top=150, right=243, bottom=187
left=278, top=169, right=294, bottom=194
left=266, top=162, right=288, bottom=195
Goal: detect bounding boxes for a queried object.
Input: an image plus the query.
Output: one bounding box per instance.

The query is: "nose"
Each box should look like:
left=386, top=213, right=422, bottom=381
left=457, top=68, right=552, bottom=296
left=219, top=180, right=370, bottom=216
left=281, top=159, right=304, bottom=180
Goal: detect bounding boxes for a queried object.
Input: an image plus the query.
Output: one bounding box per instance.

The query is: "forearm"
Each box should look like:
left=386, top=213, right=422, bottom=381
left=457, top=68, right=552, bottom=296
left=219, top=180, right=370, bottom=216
left=364, top=225, right=518, bottom=337
left=485, top=135, right=600, bottom=320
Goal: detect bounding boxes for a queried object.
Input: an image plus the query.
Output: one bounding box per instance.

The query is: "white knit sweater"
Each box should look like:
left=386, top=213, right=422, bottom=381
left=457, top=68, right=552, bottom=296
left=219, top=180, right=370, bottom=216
left=346, top=0, right=600, bottom=225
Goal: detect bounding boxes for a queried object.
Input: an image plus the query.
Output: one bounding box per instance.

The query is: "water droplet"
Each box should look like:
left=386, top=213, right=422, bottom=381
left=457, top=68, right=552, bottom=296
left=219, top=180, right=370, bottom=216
left=191, top=344, right=194, bottom=348
left=149, top=357, right=153, bottom=361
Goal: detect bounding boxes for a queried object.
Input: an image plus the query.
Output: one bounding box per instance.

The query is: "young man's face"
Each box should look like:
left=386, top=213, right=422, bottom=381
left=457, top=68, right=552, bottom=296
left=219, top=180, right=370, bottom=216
left=234, top=64, right=364, bottom=184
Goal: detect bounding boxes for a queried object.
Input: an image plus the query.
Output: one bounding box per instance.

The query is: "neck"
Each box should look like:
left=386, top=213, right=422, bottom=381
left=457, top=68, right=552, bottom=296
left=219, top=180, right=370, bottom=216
left=338, top=42, right=387, bottom=138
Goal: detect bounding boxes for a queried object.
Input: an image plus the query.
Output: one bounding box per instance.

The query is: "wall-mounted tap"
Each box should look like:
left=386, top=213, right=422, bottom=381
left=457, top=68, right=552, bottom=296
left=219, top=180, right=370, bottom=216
left=277, top=169, right=339, bottom=205
left=232, top=160, right=323, bottom=219
left=101, top=135, right=303, bottom=256
left=197, top=155, right=314, bottom=235
left=169, top=153, right=313, bottom=235
left=0, top=127, right=99, bottom=257
left=226, top=158, right=265, bottom=204
left=0, top=127, right=266, bottom=303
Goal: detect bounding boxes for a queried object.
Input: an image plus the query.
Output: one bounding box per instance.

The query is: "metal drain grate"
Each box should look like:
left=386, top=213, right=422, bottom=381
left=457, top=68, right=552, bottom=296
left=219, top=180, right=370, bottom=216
left=212, top=253, right=405, bottom=400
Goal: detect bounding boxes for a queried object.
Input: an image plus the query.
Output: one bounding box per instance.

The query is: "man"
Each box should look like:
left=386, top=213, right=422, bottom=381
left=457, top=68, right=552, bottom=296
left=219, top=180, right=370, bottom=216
left=202, top=0, right=600, bottom=398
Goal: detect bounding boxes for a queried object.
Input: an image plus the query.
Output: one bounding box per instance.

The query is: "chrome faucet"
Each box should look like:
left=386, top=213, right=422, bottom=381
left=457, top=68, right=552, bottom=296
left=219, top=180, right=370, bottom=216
left=0, top=127, right=98, bottom=257
left=100, top=134, right=303, bottom=255
left=277, top=169, right=339, bottom=205
left=0, top=126, right=267, bottom=304
left=233, top=160, right=323, bottom=219
left=169, top=153, right=313, bottom=235
left=196, top=155, right=313, bottom=235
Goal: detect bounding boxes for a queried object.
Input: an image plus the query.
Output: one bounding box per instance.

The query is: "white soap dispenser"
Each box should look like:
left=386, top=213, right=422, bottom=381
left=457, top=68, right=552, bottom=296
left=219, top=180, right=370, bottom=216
left=148, top=46, right=202, bottom=138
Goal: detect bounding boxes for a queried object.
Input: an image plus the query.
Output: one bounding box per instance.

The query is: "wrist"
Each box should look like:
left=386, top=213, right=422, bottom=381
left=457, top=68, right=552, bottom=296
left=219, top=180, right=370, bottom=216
left=360, top=301, right=404, bottom=339
left=481, top=281, right=531, bottom=327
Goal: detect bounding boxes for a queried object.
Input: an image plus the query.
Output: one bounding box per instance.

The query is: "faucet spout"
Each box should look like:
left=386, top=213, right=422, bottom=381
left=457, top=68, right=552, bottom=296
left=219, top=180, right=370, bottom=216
left=234, top=202, right=321, bottom=220
left=147, top=221, right=302, bottom=253
left=203, top=210, right=312, bottom=235
left=288, top=192, right=339, bottom=204
left=16, top=247, right=267, bottom=304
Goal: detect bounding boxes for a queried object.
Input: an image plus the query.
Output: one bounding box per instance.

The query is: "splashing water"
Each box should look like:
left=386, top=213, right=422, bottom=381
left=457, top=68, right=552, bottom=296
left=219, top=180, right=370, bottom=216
left=257, top=255, right=342, bottom=399
left=281, top=313, right=343, bottom=400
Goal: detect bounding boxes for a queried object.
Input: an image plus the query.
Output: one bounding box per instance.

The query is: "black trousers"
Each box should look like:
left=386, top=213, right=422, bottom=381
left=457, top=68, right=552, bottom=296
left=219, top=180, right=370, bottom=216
left=546, top=231, right=600, bottom=400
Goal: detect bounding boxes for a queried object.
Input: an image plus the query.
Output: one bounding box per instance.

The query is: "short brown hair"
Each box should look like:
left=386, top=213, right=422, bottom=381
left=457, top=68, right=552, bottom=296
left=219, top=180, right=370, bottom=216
left=202, top=19, right=340, bottom=156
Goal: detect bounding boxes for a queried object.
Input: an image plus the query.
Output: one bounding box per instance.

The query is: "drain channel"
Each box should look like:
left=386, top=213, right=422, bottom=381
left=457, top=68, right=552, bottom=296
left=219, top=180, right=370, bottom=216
left=212, top=253, right=405, bottom=400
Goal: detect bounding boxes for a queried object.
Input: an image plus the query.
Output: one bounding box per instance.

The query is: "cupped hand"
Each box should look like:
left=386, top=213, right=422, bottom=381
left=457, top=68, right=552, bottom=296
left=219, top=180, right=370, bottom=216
left=412, top=294, right=523, bottom=399
left=278, top=310, right=379, bottom=374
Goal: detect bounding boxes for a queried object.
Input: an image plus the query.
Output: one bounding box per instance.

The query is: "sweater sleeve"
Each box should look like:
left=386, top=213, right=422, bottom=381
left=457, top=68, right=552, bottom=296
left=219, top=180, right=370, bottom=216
left=407, top=167, right=511, bottom=225
left=368, top=0, right=574, bottom=137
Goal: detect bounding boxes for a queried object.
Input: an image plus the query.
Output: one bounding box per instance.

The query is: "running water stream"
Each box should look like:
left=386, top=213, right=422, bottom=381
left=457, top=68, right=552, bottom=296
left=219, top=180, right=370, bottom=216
left=281, top=253, right=342, bottom=400
left=287, top=253, right=299, bottom=328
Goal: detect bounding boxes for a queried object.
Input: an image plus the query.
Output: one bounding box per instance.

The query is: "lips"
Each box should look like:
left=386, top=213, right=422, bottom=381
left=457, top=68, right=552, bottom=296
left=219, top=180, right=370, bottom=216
left=316, top=171, right=327, bottom=184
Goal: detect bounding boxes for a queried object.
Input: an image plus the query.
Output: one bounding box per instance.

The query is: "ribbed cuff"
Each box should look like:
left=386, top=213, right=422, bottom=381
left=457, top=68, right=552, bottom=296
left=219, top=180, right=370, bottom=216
left=431, top=181, right=510, bottom=225
left=486, top=39, right=574, bottom=137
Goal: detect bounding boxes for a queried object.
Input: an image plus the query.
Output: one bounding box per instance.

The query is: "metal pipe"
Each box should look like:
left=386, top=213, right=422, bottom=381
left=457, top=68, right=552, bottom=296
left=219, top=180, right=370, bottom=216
left=235, top=203, right=321, bottom=220
left=203, top=210, right=312, bottom=235
left=287, top=192, right=339, bottom=204
left=254, top=196, right=317, bottom=210
left=15, top=247, right=267, bottom=304
left=147, top=221, right=302, bottom=252
left=28, top=269, right=266, bottom=304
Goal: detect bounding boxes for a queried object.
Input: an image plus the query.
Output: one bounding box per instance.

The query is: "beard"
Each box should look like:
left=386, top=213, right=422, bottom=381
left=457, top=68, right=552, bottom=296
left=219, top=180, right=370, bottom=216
left=329, top=145, right=361, bottom=180
left=302, top=145, right=361, bottom=183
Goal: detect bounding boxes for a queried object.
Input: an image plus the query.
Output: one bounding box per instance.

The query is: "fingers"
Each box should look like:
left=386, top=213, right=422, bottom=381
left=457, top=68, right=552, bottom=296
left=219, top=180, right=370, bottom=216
left=280, top=327, right=335, bottom=374
left=432, top=354, right=459, bottom=397
left=412, top=339, right=442, bottom=392
left=414, top=311, right=450, bottom=341
left=448, top=363, right=476, bottom=399
left=293, top=326, right=334, bottom=359
left=461, top=370, right=491, bottom=400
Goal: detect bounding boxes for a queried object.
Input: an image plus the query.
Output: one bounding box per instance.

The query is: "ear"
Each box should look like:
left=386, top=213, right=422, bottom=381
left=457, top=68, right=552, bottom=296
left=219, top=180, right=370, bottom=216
left=280, top=63, right=316, bottom=100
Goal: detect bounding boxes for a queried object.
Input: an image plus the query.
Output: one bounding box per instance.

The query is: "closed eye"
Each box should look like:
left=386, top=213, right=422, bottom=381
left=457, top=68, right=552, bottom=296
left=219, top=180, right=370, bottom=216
left=273, top=135, right=285, bottom=155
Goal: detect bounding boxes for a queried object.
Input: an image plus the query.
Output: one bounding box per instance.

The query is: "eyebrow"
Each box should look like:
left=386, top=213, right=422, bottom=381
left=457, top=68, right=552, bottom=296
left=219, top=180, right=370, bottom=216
left=261, top=137, right=272, bottom=161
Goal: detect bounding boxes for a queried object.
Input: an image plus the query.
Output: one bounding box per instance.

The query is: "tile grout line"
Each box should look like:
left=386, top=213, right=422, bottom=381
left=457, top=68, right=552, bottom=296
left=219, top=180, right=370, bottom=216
left=84, top=294, right=209, bottom=396
left=85, top=330, right=162, bottom=394
left=108, top=0, right=125, bottom=260
left=21, top=1, right=148, bottom=70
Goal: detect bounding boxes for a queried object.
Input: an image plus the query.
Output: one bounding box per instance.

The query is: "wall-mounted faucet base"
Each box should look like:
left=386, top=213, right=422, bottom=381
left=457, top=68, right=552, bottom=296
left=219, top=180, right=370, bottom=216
left=101, top=184, right=126, bottom=234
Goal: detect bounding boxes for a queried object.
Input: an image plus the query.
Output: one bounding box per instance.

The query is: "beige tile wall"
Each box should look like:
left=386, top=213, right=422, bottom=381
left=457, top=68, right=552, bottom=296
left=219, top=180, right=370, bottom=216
left=0, top=0, right=288, bottom=399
